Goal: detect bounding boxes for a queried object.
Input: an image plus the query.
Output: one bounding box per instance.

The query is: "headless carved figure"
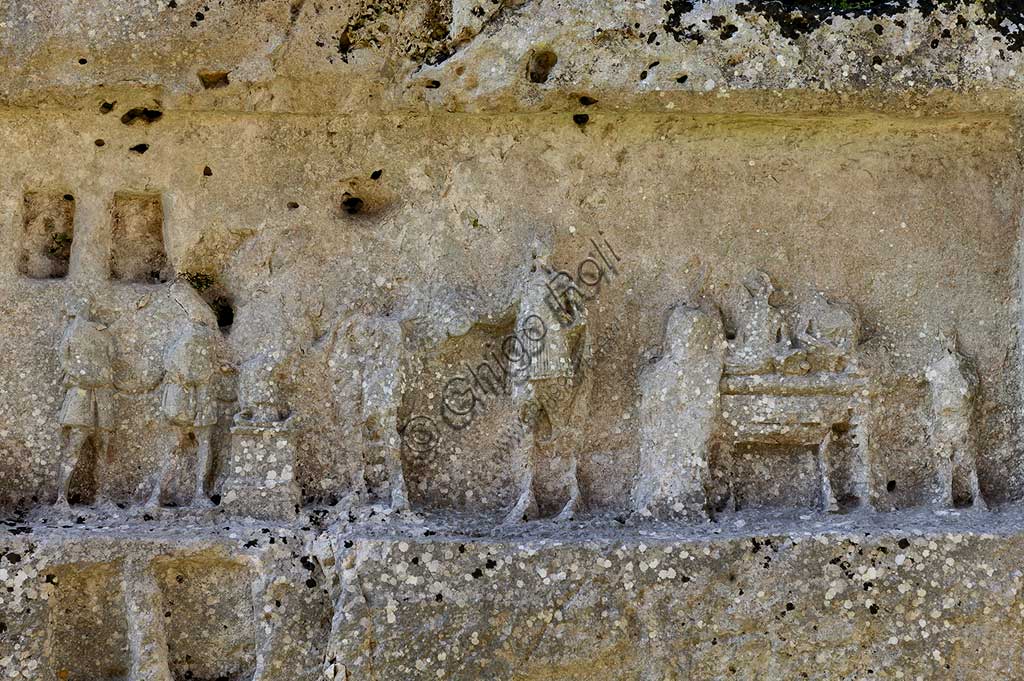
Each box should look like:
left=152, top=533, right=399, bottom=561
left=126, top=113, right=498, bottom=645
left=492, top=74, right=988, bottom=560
left=149, top=324, right=220, bottom=508
left=56, top=305, right=114, bottom=508
left=505, top=255, right=591, bottom=524
left=926, top=346, right=984, bottom=510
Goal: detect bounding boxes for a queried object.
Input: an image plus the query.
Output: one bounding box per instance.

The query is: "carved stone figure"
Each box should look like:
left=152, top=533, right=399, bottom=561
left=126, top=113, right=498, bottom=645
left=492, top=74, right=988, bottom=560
left=632, top=304, right=725, bottom=520
left=329, top=313, right=410, bottom=511
left=235, top=356, right=289, bottom=426
left=148, top=323, right=222, bottom=508
left=726, top=271, right=796, bottom=376
left=504, top=245, right=592, bottom=523
left=712, top=274, right=869, bottom=514
left=926, top=341, right=984, bottom=509
left=56, top=300, right=114, bottom=509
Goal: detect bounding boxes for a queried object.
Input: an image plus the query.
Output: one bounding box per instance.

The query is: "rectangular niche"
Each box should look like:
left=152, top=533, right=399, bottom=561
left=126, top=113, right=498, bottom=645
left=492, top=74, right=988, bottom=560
left=154, top=556, right=257, bottom=681
left=730, top=444, right=823, bottom=511
left=18, top=192, right=75, bottom=279
left=110, top=192, right=170, bottom=283
left=48, top=561, right=130, bottom=681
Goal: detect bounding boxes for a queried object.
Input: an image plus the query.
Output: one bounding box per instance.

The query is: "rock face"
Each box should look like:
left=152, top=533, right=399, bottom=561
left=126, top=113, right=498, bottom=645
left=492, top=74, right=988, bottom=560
left=3, top=1, right=1024, bottom=679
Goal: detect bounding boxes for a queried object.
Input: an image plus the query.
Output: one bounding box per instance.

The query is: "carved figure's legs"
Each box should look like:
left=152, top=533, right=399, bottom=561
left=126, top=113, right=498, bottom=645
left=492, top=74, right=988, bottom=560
left=554, top=453, right=581, bottom=522
left=348, top=430, right=369, bottom=506
left=952, top=446, right=985, bottom=510
left=362, top=408, right=410, bottom=512
left=817, top=431, right=838, bottom=513
left=385, top=441, right=410, bottom=513
left=503, top=400, right=539, bottom=525
left=849, top=419, right=871, bottom=510
left=148, top=429, right=182, bottom=509
left=56, top=428, right=89, bottom=508
left=540, top=376, right=589, bottom=523
left=931, top=428, right=955, bottom=508
left=706, top=441, right=736, bottom=517
left=380, top=412, right=409, bottom=512
left=193, top=426, right=215, bottom=508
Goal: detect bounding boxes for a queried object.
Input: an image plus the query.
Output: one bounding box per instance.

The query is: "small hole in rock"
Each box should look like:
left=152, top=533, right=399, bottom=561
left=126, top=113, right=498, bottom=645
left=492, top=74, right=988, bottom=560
left=203, top=166, right=213, bottom=177
left=886, top=480, right=897, bottom=492
left=573, top=113, right=589, bottom=126
left=579, top=95, right=597, bottom=106
left=341, top=194, right=364, bottom=215
left=197, top=70, right=230, bottom=89
left=370, top=169, right=383, bottom=180
left=287, top=201, right=299, bottom=210
left=424, top=80, right=441, bottom=89
left=78, top=58, right=88, bottom=65
left=676, top=74, right=689, bottom=84
left=95, top=139, right=105, bottom=147
left=129, top=143, right=150, bottom=154
left=212, top=297, right=234, bottom=330
left=99, top=101, right=116, bottom=114
left=527, top=49, right=558, bottom=83
left=121, top=108, right=163, bottom=125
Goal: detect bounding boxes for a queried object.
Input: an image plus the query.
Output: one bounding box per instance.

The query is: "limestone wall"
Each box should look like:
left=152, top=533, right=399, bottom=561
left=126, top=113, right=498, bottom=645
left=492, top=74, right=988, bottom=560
left=2, top=2, right=1024, bottom=680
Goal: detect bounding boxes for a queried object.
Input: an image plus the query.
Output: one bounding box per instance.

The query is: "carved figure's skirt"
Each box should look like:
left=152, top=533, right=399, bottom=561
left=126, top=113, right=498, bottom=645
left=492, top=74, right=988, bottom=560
left=59, top=386, right=113, bottom=430
left=162, top=383, right=217, bottom=428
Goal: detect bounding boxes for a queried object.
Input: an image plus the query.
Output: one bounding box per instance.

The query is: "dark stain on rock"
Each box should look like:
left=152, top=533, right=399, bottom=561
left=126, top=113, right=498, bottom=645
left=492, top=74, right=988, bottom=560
left=664, top=1, right=1024, bottom=51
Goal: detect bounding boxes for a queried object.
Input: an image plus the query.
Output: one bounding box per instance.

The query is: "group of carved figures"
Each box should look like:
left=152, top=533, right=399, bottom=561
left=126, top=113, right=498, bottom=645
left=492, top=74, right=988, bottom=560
left=504, top=263, right=986, bottom=524
left=55, top=300, right=226, bottom=511
left=48, top=261, right=985, bottom=522
left=52, top=292, right=412, bottom=518
left=632, top=271, right=984, bottom=520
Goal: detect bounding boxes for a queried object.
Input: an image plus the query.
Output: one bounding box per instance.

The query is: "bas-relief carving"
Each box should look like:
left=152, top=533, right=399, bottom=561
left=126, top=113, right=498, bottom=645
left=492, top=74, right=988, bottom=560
left=39, top=259, right=991, bottom=524
left=56, top=298, right=114, bottom=509
left=149, top=323, right=222, bottom=508
left=327, top=313, right=410, bottom=513
left=0, top=185, right=993, bottom=525
left=926, top=339, right=984, bottom=510
left=504, top=246, right=592, bottom=523
left=633, top=271, right=985, bottom=520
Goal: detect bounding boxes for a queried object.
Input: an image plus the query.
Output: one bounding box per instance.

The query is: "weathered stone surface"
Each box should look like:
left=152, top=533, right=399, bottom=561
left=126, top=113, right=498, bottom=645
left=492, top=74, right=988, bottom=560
left=4, top=0, right=1024, bottom=679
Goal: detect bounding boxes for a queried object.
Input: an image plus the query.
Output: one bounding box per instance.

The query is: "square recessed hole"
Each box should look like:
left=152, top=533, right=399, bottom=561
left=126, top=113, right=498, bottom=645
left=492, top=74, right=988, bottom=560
left=110, top=193, right=169, bottom=283
left=18, top=192, right=75, bottom=279
left=154, top=556, right=257, bottom=681
left=48, top=562, right=130, bottom=681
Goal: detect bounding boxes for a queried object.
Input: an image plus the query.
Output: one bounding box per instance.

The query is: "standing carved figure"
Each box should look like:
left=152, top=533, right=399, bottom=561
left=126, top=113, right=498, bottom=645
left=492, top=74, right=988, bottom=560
left=926, top=342, right=984, bottom=509
left=56, top=300, right=114, bottom=508
left=632, top=304, right=725, bottom=520
left=330, top=314, right=410, bottom=512
left=504, top=244, right=592, bottom=524
left=149, top=323, right=221, bottom=508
